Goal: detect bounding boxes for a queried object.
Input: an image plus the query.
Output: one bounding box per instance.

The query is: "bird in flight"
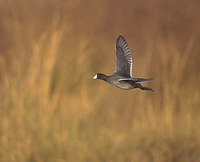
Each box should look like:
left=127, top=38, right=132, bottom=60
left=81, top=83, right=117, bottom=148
left=93, top=35, right=153, bottom=91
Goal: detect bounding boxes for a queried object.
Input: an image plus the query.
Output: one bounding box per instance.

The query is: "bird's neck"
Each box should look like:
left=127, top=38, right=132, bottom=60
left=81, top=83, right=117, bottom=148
left=98, top=73, right=108, bottom=81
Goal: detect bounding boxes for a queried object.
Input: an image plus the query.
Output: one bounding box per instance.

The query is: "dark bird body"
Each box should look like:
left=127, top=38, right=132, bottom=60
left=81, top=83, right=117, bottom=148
left=93, top=35, right=153, bottom=91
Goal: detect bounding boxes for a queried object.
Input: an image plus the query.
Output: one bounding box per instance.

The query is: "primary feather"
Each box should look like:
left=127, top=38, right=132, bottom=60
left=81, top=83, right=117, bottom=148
left=115, top=35, right=133, bottom=77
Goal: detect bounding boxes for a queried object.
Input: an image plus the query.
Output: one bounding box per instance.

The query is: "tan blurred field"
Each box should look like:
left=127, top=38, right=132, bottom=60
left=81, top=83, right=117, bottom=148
left=0, top=0, right=200, bottom=161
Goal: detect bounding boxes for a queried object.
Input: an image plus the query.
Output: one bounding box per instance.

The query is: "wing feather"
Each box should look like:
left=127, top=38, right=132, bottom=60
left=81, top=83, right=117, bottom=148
left=115, top=35, right=133, bottom=77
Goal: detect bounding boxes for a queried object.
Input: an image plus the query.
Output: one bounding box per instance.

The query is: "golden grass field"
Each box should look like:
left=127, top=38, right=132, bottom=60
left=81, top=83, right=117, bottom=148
left=0, top=0, right=200, bottom=161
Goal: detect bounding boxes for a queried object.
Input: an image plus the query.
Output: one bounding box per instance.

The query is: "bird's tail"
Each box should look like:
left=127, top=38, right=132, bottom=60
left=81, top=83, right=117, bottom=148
left=133, top=78, right=153, bottom=83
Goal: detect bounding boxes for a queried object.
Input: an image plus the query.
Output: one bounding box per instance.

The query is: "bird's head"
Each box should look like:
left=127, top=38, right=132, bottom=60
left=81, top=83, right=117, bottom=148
left=93, top=73, right=108, bottom=80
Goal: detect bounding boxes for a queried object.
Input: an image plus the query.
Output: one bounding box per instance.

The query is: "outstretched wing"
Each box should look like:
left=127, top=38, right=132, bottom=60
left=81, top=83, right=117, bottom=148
left=119, top=78, right=153, bottom=83
left=115, top=35, right=133, bottom=77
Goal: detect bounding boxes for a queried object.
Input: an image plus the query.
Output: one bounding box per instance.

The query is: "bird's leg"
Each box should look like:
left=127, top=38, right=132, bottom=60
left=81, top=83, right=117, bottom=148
left=140, top=86, right=154, bottom=91
left=137, top=83, right=154, bottom=91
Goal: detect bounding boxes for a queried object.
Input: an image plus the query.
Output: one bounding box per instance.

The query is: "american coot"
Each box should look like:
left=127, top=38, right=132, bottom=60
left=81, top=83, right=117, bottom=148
left=93, top=35, right=153, bottom=91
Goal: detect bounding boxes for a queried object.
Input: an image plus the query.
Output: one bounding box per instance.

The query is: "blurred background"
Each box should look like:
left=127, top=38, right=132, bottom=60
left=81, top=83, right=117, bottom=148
left=0, top=0, right=200, bottom=161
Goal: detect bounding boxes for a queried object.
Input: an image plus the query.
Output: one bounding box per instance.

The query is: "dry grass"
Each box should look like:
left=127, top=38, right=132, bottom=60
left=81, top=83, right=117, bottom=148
left=0, top=0, right=200, bottom=161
